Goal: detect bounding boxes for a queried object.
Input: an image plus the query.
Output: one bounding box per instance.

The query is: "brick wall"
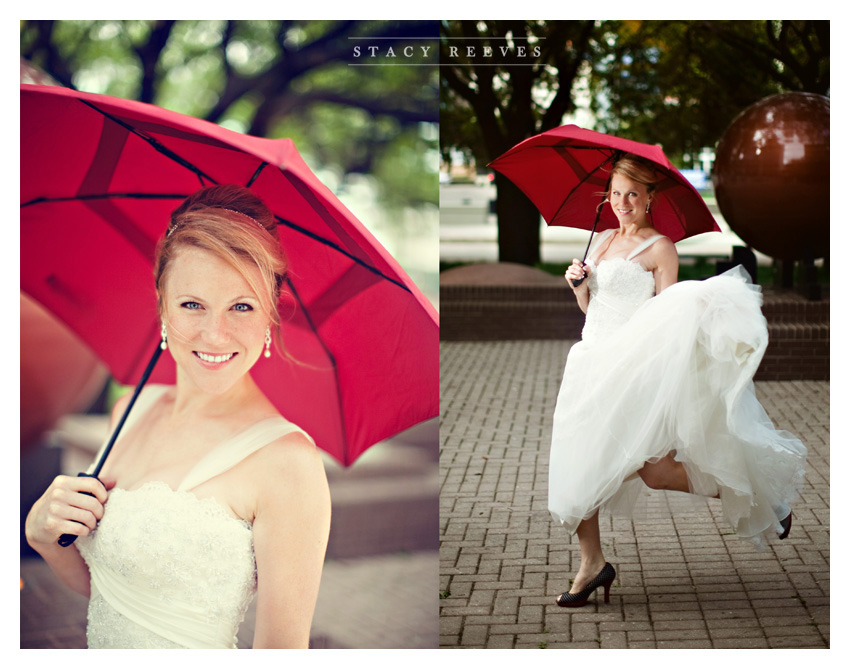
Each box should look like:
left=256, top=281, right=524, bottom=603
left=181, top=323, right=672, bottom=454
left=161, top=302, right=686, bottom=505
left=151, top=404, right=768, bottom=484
left=440, top=283, right=829, bottom=381
left=440, top=285, right=580, bottom=341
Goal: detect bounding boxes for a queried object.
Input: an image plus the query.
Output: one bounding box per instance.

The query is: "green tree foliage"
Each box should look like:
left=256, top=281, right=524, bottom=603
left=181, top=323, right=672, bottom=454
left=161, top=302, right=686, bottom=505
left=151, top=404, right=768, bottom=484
left=440, top=20, right=600, bottom=264
left=20, top=19, right=439, bottom=211
left=440, top=19, right=829, bottom=266
left=592, top=20, right=829, bottom=164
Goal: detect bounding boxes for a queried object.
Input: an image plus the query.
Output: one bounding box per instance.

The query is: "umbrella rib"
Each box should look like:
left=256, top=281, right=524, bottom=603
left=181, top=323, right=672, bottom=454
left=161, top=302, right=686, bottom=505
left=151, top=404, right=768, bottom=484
left=21, top=192, right=188, bottom=208
left=246, top=162, right=268, bottom=187
left=283, top=277, right=350, bottom=460
left=277, top=216, right=412, bottom=293
left=549, top=148, right=616, bottom=223
left=22, top=199, right=411, bottom=295
left=79, top=99, right=219, bottom=185
left=21, top=194, right=414, bottom=294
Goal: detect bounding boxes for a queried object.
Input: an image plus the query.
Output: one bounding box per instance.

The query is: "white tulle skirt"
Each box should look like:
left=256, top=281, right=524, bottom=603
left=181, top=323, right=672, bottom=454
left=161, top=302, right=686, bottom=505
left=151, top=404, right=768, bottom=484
left=548, top=267, right=807, bottom=548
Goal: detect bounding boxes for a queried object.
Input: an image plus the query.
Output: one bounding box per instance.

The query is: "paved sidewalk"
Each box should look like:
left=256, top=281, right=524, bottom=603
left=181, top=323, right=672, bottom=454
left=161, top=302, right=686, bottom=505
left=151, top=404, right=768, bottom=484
left=439, top=340, right=829, bottom=649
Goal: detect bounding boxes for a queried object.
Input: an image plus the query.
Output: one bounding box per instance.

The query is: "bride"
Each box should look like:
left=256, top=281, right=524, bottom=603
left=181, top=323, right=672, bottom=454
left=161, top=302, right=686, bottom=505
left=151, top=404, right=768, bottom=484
left=25, top=185, right=331, bottom=648
left=549, top=155, right=807, bottom=607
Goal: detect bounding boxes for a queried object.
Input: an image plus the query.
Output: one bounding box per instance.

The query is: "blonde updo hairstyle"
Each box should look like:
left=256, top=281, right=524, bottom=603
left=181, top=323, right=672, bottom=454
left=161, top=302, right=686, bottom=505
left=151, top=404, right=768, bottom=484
left=606, top=154, right=660, bottom=207
left=154, top=184, right=287, bottom=353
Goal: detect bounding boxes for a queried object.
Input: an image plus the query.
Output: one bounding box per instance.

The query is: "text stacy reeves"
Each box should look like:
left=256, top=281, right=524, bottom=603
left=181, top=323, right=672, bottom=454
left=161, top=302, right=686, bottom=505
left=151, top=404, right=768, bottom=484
left=352, top=45, right=433, bottom=58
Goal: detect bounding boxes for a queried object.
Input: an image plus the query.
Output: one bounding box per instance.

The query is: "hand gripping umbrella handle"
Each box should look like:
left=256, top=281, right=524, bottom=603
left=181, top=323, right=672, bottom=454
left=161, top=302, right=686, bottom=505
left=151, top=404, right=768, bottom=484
left=56, top=342, right=164, bottom=547
left=571, top=214, right=601, bottom=288
left=57, top=473, right=103, bottom=547
left=571, top=264, right=588, bottom=288
left=571, top=165, right=617, bottom=288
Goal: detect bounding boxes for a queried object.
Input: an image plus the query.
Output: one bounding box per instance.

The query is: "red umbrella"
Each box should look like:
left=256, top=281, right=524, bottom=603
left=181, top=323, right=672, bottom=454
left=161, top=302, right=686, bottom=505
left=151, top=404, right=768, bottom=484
left=489, top=125, right=720, bottom=274
left=20, top=83, right=438, bottom=468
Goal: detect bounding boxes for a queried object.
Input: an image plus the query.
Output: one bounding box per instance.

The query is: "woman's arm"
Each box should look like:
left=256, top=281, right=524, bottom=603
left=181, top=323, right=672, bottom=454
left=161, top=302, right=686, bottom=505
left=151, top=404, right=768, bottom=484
left=25, top=473, right=113, bottom=597
left=651, top=238, right=679, bottom=294
left=250, top=434, right=331, bottom=649
left=565, top=259, right=591, bottom=314
left=24, top=393, right=129, bottom=597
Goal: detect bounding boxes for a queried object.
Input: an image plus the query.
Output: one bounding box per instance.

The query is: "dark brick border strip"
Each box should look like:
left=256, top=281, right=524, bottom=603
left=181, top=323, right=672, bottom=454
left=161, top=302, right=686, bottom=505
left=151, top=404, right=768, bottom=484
left=439, top=284, right=829, bottom=381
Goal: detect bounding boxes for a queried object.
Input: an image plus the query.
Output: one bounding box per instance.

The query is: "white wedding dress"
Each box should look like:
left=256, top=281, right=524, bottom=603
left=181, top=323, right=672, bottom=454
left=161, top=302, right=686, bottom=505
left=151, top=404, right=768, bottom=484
left=76, top=385, right=314, bottom=648
left=548, top=229, right=807, bottom=548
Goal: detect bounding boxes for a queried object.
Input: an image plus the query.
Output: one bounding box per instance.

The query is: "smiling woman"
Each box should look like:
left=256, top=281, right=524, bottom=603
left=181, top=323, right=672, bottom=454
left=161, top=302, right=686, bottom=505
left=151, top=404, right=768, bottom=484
left=154, top=187, right=285, bottom=398
left=25, top=185, right=331, bottom=648
left=162, top=247, right=268, bottom=395
left=549, top=155, right=806, bottom=608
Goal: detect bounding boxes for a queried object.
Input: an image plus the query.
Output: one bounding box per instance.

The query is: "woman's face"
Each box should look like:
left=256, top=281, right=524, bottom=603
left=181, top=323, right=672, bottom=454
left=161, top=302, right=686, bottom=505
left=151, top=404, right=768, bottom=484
left=161, top=247, right=268, bottom=397
left=609, top=173, right=652, bottom=226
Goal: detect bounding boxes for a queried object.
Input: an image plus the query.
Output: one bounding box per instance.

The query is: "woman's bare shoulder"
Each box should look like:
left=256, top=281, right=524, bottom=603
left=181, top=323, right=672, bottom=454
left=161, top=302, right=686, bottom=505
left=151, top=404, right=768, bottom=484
left=249, top=427, right=326, bottom=488
left=640, top=229, right=676, bottom=254
left=250, top=433, right=330, bottom=528
left=653, top=235, right=678, bottom=258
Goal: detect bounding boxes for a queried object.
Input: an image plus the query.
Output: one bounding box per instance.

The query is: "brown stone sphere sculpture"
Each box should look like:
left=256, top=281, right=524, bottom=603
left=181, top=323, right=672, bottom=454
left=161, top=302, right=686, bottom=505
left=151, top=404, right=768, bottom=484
left=712, top=92, right=829, bottom=261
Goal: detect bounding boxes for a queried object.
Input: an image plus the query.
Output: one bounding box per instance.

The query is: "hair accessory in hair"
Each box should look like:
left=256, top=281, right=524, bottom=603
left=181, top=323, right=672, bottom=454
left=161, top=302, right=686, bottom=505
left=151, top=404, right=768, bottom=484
left=166, top=207, right=267, bottom=237
left=219, top=208, right=266, bottom=231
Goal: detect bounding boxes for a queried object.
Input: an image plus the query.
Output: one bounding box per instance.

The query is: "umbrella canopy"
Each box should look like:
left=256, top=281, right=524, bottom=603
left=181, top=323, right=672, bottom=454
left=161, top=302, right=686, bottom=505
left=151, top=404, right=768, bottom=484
left=489, top=124, right=720, bottom=243
left=20, top=84, right=438, bottom=467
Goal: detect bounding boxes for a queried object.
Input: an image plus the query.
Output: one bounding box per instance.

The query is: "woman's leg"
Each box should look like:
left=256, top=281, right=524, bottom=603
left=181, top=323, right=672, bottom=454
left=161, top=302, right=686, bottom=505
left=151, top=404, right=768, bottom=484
left=637, top=453, right=691, bottom=493
left=640, top=455, right=789, bottom=536
left=638, top=453, right=720, bottom=497
left=570, top=511, right=608, bottom=593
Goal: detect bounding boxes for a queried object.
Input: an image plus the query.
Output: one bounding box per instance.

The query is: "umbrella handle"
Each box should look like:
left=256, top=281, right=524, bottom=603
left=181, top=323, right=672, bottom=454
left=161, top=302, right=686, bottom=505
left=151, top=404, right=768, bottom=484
left=57, top=473, right=102, bottom=547
left=571, top=154, right=619, bottom=289
left=570, top=263, right=588, bottom=288
left=55, top=343, right=163, bottom=548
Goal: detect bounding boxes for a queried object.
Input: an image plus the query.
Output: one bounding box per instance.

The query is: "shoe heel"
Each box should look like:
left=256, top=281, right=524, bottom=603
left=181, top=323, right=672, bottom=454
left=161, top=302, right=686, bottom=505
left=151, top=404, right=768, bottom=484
left=603, top=580, right=611, bottom=603
left=778, top=513, right=792, bottom=540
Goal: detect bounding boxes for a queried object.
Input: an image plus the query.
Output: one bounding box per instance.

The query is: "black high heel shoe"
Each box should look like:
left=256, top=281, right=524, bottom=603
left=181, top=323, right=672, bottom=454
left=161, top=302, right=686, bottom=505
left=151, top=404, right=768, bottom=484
left=555, top=562, right=616, bottom=608
left=778, top=513, right=792, bottom=540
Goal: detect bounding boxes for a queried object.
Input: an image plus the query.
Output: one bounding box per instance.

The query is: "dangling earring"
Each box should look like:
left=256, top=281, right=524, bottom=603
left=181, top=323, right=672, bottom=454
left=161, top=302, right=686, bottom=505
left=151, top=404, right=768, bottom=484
left=645, top=202, right=651, bottom=214
left=160, top=321, right=168, bottom=350
left=264, top=326, right=272, bottom=358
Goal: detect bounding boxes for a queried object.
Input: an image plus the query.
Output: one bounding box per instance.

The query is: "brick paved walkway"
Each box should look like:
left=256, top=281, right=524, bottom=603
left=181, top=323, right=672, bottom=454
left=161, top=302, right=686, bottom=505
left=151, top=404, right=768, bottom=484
left=439, top=340, right=829, bottom=649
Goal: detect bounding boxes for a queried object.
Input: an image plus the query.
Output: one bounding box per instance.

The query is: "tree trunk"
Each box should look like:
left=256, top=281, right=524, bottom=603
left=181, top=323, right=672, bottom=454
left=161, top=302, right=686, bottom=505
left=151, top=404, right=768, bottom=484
left=494, top=174, right=542, bottom=265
